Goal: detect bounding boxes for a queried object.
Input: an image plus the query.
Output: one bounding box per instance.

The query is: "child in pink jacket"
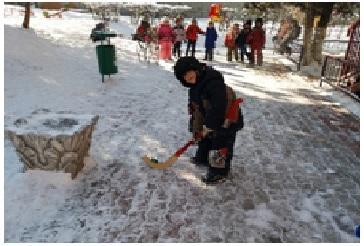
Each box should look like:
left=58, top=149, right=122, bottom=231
left=157, top=18, right=175, bottom=60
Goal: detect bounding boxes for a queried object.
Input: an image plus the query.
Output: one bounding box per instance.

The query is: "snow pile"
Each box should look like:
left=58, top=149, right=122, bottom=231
left=7, top=113, right=97, bottom=136
left=4, top=8, right=188, bottom=241
left=5, top=5, right=99, bottom=47
left=5, top=168, right=74, bottom=241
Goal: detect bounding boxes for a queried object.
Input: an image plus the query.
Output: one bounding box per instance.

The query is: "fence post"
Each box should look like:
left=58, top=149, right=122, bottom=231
left=320, top=56, right=328, bottom=87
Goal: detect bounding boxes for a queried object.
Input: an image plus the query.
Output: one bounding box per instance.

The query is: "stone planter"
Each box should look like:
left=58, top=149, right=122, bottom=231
left=6, top=113, right=99, bottom=179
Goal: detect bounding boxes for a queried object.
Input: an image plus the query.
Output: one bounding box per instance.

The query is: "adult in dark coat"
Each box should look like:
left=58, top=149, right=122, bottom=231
left=204, top=21, right=218, bottom=61
left=174, top=56, right=242, bottom=184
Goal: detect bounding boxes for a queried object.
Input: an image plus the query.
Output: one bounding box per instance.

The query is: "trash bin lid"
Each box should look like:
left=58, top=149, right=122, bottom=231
left=93, top=31, right=117, bottom=38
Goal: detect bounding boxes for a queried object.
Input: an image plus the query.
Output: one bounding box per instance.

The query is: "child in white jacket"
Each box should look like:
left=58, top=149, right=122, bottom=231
left=173, top=18, right=186, bottom=58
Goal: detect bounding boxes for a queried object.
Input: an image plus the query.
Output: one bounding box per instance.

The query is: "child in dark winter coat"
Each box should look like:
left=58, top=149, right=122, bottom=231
left=204, top=21, right=218, bottom=61
left=235, top=20, right=252, bottom=63
left=246, top=18, right=265, bottom=66
left=136, top=20, right=150, bottom=41
left=173, top=56, right=244, bottom=184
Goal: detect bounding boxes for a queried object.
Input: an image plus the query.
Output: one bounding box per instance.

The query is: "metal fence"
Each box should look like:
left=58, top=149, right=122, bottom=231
left=320, top=56, right=360, bottom=100
left=320, top=20, right=359, bottom=101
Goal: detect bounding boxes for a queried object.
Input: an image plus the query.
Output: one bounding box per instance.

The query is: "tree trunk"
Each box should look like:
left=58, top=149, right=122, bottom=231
left=302, top=2, right=334, bottom=66
left=22, top=2, right=31, bottom=29
left=312, top=27, right=327, bottom=64
left=312, top=3, right=334, bottom=64
left=302, top=3, right=314, bottom=66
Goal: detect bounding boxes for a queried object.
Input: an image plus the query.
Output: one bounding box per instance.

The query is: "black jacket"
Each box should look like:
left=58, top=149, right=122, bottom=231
left=236, top=29, right=250, bottom=47
left=189, top=66, right=227, bottom=130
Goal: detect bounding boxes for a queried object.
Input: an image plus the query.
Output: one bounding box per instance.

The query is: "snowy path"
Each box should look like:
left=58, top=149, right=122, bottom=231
left=4, top=14, right=359, bottom=243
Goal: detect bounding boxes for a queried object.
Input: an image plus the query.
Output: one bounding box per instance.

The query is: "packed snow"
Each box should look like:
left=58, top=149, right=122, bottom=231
left=3, top=4, right=359, bottom=243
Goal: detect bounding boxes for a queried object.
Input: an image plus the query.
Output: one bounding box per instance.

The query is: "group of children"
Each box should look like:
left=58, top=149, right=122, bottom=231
left=224, top=18, right=266, bottom=66
left=135, top=16, right=209, bottom=61
left=135, top=16, right=266, bottom=66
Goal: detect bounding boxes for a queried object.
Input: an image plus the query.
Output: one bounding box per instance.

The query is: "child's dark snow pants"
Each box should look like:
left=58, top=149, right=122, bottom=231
left=195, top=128, right=237, bottom=175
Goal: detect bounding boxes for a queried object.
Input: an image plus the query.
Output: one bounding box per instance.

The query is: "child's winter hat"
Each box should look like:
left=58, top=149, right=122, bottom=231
left=174, top=56, right=203, bottom=87
left=255, top=18, right=263, bottom=25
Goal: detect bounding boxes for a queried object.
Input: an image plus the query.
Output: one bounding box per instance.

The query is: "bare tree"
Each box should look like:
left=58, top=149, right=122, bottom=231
left=22, top=2, right=31, bottom=29
left=302, top=3, right=314, bottom=66
left=302, top=2, right=334, bottom=65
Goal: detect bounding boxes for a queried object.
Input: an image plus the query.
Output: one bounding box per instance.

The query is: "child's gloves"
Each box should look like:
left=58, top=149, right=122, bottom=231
left=202, top=125, right=213, bottom=138
left=193, top=131, right=203, bottom=142
left=193, top=125, right=213, bottom=142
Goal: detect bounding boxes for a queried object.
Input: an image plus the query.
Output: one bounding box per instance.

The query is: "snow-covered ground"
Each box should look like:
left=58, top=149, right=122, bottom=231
left=4, top=5, right=360, bottom=243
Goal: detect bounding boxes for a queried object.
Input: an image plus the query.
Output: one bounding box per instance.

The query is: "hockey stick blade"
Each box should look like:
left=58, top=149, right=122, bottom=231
left=142, top=155, right=178, bottom=169
left=143, top=139, right=195, bottom=169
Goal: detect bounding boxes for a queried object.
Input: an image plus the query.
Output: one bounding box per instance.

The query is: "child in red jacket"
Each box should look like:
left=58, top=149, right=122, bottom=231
left=247, top=18, right=265, bottom=66
left=185, top=18, right=205, bottom=57
left=224, top=23, right=239, bottom=62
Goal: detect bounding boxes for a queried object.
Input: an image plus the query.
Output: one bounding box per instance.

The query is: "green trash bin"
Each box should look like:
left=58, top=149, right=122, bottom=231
left=93, top=31, right=118, bottom=82
left=96, top=44, right=118, bottom=82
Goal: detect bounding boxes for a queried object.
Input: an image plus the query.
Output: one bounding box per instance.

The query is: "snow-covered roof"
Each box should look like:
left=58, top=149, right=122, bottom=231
left=221, top=7, right=235, bottom=12
left=153, top=4, right=192, bottom=10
